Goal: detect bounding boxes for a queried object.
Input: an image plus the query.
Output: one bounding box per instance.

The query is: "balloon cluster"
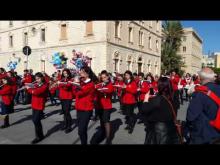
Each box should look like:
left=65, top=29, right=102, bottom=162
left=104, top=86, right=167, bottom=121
left=70, top=51, right=91, bottom=72
left=7, top=55, right=21, bottom=71
left=51, top=52, right=68, bottom=69
left=7, top=61, right=18, bottom=70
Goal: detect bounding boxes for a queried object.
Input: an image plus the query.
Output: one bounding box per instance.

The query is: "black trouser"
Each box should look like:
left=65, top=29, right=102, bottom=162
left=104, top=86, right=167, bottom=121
left=173, top=90, right=180, bottom=113
left=15, top=91, right=20, bottom=104
left=137, top=101, right=144, bottom=122
left=61, top=100, right=72, bottom=129
left=123, top=104, right=135, bottom=128
left=112, top=91, right=117, bottom=103
left=184, top=88, right=189, bottom=101
left=77, top=110, right=93, bottom=145
left=179, top=89, right=184, bottom=104
left=32, top=110, right=44, bottom=138
left=24, top=90, right=31, bottom=104
left=49, top=93, right=57, bottom=105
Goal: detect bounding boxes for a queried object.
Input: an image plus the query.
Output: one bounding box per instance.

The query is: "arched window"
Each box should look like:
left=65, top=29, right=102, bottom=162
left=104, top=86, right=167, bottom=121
left=137, top=56, right=143, bottom=73
left=127, top=55, right=132, bottom=71
left=113, top=51, right=120, bottom=72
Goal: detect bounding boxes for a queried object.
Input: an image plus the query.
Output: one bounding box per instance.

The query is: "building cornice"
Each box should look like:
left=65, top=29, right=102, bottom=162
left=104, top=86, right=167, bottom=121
left=130, top=21, right=162, bottom=38
left=0, top=21, right=51, bottom=33
left=107, top=41, right=161, bottom=58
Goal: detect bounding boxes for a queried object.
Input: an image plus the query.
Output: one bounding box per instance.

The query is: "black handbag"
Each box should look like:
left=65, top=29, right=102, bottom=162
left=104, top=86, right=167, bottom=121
left=162, top=95, right=184, bottom=144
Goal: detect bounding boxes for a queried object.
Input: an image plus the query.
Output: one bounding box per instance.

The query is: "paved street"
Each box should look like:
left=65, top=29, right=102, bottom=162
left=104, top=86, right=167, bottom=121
left=0, top=100, right=189, bottom=144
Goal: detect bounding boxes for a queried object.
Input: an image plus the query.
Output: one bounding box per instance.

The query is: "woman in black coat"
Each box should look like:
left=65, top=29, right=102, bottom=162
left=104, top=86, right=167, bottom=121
left=141, top=76, right=180, bottom=144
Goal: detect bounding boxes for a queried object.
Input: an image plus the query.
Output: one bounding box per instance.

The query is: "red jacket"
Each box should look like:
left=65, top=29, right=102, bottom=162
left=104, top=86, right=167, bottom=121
left=171, top=75, right=180, bottom=91
left=151, top=81, right=158, bottom=93
left=49, top=83, right=57, bottom=95
left=180, top=79, right=187, bottom=87
left=22, top=74, right=33, bottom=85
left=194, top=79, right=200, bottom=85
left=44, top=75, right=50, bottom=85
left=27, top=83, right=48, bottom=111
left=137, top=81, right=150, bottom=101
left=121, top=80, right=137, bottom=105
left=58, top=78, right=73, bottom=100
left=74, top=80, right=95, bottom=111
left=0, top=73, right=7, bottom=80
left=134, top=77, right=139, bottom=85
left=0, top=84, right=13, bottom=105
left=114, top=81, right=124, bottom=97
left=95, top=81, right=114, bottom=110
left=57, top=74, right=62, bottom=81
left=10, top=77, right=17, bottom=96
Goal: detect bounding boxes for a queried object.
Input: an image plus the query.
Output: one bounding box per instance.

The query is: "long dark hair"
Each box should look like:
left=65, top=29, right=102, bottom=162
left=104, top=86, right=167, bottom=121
left=80, top=66, right=98, bottom=83
left=100, top=70, right=110, bottom=82
left=124, top=70, right=134, bottom=82
left=35, top=72, right=45, bottom=83
left=146, top=73, right=154, bottom=82
left=0, top=68, right=5, bottom=73
left=61, top=68, right=72, bottom=80
left=157, top=76, right=173, bottom=101
left=7, top=71, right=15, bottom=78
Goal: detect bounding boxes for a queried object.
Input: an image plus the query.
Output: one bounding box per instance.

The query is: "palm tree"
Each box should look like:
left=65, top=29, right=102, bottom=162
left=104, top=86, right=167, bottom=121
left=161, top=21, right=184, bottom=74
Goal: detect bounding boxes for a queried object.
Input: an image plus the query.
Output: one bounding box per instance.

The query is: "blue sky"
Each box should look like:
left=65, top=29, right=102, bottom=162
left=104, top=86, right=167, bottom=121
left=181, top=21, right=220, bottom=55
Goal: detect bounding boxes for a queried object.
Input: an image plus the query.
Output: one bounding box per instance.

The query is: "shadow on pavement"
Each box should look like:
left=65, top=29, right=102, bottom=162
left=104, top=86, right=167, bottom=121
left=14, top=106, right=32, bottom=113
left=45, top=118, right=78, bottom=138
left=90, top=118, right=123, bottom=144
left=10, top=115, right=32, bottom=126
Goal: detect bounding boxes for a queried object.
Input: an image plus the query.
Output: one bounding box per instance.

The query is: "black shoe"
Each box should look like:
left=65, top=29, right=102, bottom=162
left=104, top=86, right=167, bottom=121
left=59, top=111, right=64, bottom=115
left=0, top=124, right=9, bottom=129
left=137, top=120, right=144, bottom=124
left=61, top=124, right=67, bottom=130
left=91, top=116, right=97, bottom=121
left=128, top=127, right=134, bottom=134
left=124, top=125, right=129, bottom=130
left=31, top=136, right=44, bottom=144
left=105, top=139, right=112, bottom=145
left=65, top=128, right=72, bottom=134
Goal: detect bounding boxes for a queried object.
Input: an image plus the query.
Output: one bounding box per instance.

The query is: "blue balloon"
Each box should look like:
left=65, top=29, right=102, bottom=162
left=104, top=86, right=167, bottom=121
left=7, top=61, right=17, bottom=70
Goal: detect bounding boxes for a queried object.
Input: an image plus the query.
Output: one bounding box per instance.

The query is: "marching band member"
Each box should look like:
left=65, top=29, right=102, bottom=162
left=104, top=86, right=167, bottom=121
left=114, top=74, right=124, bottom=112
left=179, top=76, right=186, bottom=105
left=26, top=72, right=48, bottom=144
left=184, top=73, right=191, bottom=101
left=0, top=68, right=7, bottom=83
left=152, top=75, right=159, bottom=94
left=49, top=77, right=58, bottom=106
left=57, top=69, right=73, bottom=133
left=72, top=66, right=96, bottom=144
left=137, top=72, right=150, bottom=124
left=94, top=70, right=114, bottom=144
left=0, top=77, right=13, bottom=128
left=170, top=70, right=181, bottom=113
left=133, top=73, right=139, bottom=85
left=6, top=71, right=17, bottom=110
left=22, top=69, right=33, bottom=104
left=121, top=70, right=137, bottom=134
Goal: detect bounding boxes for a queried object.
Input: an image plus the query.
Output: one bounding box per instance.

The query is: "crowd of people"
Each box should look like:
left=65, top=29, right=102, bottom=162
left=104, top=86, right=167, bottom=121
left=1, top=64, right=220, bottom=145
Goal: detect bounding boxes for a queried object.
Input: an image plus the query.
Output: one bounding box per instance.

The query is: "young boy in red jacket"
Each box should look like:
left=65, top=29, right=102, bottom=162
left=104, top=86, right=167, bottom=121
left=25, top=72, right=48, bottom=144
